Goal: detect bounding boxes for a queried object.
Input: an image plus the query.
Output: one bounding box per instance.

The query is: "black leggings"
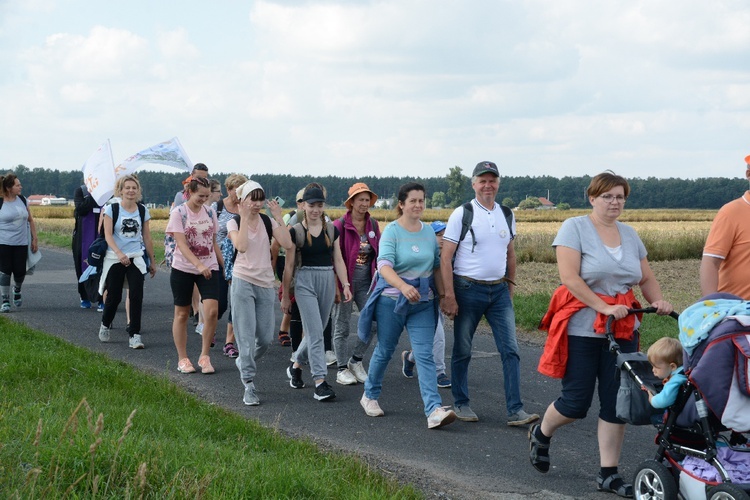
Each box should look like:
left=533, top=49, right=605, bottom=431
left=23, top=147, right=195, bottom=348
left=0, top=244, right=27, bottom=284
left=102, top=261, right=144, bottom=336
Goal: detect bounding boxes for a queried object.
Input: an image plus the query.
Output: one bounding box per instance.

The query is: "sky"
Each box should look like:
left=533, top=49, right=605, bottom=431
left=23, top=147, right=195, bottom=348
left=1, top=0, right=749, bottom=181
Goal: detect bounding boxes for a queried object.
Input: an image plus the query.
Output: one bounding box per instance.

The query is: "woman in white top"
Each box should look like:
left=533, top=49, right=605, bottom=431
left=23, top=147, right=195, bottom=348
left=98, top=175, right=155, bottom=349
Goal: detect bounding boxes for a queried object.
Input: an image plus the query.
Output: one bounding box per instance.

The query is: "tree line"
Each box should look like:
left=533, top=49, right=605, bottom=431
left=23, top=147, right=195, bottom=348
left=6, top=164, right=747, bottom=209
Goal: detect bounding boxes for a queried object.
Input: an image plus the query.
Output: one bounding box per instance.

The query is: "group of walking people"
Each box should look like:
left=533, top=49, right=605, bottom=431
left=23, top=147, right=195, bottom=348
left=9, top=154, right=749, bottom=498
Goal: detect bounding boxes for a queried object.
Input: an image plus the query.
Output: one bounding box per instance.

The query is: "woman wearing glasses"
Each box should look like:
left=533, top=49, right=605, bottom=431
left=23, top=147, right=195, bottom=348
left=166, top=176, right=224, bottom=374
left=530, top=171, right=673, bottom=498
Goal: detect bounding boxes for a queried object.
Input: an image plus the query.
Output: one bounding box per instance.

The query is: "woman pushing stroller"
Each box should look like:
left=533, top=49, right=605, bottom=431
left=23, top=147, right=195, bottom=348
left=533, top=171, right=673, bottom=498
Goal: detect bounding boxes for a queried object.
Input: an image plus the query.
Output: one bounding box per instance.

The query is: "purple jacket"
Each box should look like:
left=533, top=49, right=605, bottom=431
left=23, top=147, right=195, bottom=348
left=333, top=211, right=380, bottom=290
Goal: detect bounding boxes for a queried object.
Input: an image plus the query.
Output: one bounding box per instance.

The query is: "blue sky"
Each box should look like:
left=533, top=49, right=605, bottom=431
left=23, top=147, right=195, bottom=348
left=2, top=0, right=749, bottom=180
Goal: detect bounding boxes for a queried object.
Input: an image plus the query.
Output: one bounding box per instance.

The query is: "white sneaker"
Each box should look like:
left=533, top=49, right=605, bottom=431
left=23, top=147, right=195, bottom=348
left=195, top=323, right=204, bottom=335
left=360, top=394, right=384, bottom=417
left=427, top=406, right=457, bottom=429
left=325, top=350, right=337, bottom=366
left=129, top=334, right=144, bottom=349
left=336, top=368, right=358, bottom=385
left=347, top=360, right=368, bottom=383
left=98, top=324, right=110, bottom=342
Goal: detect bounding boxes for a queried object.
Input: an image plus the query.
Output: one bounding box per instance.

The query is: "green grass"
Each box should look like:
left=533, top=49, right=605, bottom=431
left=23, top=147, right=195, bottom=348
left=0, top=318, right=420, bottom=499
left=514, top=293, right=679, bottom=349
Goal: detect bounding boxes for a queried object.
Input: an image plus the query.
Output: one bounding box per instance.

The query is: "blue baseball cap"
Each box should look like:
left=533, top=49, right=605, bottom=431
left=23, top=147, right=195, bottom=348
left=431, top=221, right=446, bottom=234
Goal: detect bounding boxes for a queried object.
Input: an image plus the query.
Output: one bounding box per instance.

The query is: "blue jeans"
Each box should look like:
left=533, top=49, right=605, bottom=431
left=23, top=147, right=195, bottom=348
left=451, top=276, right=523, bottom=415
left=365, top=295, right=442, bottom=416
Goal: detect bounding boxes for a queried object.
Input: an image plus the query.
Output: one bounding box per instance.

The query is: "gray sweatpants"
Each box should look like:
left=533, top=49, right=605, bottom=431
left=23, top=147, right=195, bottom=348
left=293, top=266, right=336, bottom=381
left=332, top=277, right=373, bottom=367
left=231, top=277, right=275, bottom=385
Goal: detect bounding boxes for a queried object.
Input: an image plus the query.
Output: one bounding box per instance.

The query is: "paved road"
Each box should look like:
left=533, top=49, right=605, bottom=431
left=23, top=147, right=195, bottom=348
left=13, top=248, right=658, bottom=499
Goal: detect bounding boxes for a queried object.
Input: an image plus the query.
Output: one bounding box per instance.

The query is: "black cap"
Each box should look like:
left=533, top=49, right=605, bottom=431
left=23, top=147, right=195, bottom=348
left=472, top=161, right=499, bottom=177
left=302, top=186, right=326, bottom=203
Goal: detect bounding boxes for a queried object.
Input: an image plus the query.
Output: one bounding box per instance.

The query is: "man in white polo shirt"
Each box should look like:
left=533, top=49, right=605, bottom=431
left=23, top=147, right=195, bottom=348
left=440, top=161, right=538, bottom=426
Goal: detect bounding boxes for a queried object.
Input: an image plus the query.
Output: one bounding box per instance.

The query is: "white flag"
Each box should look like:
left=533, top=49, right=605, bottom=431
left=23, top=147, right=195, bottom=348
left=115, top=137, right=193, bottom=178
left=81, top=140, right=116, bottom=206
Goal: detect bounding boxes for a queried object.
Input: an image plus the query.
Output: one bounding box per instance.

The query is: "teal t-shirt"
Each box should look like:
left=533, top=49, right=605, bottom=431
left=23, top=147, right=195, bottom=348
left=377, top=221, right=439, bottom=296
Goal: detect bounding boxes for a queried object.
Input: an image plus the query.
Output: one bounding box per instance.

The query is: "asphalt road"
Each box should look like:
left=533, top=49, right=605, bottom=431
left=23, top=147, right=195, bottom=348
left=12, top=247, right=659, bottom=499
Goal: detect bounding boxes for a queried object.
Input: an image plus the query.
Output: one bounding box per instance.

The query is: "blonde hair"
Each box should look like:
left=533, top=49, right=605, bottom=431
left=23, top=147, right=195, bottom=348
left=225, top=174, right=248, bottom=190
left=114, top=174, right=143, bottom=202
left=647, top=337, right=683, bottom=367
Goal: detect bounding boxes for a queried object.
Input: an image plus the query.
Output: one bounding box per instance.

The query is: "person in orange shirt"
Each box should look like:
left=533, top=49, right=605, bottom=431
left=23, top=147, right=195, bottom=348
left=700, top=155, right=750, bottom=300
left=700, top=154, right=750, bottom=447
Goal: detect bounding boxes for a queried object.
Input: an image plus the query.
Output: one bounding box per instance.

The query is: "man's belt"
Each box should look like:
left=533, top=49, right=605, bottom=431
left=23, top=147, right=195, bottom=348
left=455, top=275, right=516, bottom=286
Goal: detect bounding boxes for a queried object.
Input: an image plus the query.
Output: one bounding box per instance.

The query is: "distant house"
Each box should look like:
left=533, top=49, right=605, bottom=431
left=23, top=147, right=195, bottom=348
left=537, top=197, right=556, bottom=210
left=374, top=197, right=393, bottom=209
left=27, top=194, right=68, bottom=206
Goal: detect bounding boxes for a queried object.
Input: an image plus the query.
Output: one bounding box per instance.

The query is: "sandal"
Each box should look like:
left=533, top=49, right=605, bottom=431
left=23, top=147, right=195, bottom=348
left=278, top=331, right=291, bottom=347
left=597, top=473, right=633, bottom=498
left=223, top=342, right=239, bottom=358
left=528, top=424, right=550, bottom=473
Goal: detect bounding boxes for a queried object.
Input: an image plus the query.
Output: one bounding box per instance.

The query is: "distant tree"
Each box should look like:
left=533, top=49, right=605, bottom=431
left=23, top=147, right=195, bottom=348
left=432, top=191, right=446, bottom=207
left=425, top=197, right=432, bottom=209
left=518, top=197, right=542, bottom=210
left=446, top=166, right=469, bottom=207
left=502, top=197, right=515, bottom=208
left=556, top=202, right=571, bottom=211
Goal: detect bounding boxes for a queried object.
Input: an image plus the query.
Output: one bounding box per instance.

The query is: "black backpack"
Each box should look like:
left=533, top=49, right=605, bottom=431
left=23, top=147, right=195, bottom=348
left=458, top=201, right=515, bottom=254
left=220, top=212, right=273, bottom=281
left=0, top=194, right=26, bottom=210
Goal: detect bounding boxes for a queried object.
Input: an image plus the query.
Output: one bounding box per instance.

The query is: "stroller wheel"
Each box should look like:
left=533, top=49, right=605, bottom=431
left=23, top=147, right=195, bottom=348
left=633, top=460, right=677, bottom=500
left=708, top=484, right=749, bottom=500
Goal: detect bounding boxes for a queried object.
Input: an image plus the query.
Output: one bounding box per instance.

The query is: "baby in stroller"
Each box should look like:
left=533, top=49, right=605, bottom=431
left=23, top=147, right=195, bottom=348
left=643, top=337, right=687, bottom=426
left=632, top=293, right=750, bottom=500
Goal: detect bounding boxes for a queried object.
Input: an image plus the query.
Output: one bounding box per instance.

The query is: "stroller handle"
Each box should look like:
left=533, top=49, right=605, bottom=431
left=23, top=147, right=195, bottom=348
left=605, top=308, right=679, bottom=353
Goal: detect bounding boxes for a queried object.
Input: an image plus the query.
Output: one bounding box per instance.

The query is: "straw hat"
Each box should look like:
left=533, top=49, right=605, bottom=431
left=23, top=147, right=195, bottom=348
left=344, top=182, right=377, bottom=210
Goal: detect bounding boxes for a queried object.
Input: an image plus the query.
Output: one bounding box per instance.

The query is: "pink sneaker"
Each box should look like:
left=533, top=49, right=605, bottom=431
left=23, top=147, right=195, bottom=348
left=177, top=358, right=195, bottom=374
left=427, top=406, right=457, bottom=429
left=198, top=355, right=215, bottom=374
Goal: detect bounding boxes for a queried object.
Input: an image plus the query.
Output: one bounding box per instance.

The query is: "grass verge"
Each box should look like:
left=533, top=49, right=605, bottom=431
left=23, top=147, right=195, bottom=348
left=0, top=318, right=419, bottom=499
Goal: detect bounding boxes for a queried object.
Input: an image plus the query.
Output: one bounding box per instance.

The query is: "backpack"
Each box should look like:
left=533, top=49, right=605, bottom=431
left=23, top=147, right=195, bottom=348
left=458, top=201, right=515, bottom=254
left=0, top=194, right=26, bottom=210
left=288, top=222, right=336, bottom=294
left=164, top=204, right=215, bottom=269
left=87, top=202, right=146, bottom=271
left=221, top=213, right=272, bottom=281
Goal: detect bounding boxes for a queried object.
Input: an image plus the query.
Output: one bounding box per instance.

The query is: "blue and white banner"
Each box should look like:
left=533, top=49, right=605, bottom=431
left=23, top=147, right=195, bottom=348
left=115, top=137, right=193, bottom=178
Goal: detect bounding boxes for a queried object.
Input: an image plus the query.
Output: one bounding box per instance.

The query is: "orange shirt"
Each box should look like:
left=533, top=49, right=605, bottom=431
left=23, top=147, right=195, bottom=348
left=703, top=191, right=750, bottom=300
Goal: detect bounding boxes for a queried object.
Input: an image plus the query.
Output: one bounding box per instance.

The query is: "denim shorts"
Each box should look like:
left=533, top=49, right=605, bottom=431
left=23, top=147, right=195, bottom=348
left=553, top=333, right=639, bottom=423
left=170, top=267, right=220, bottom=306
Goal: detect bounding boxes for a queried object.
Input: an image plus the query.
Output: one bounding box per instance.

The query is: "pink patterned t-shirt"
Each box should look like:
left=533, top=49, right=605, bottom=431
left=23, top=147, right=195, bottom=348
left=166, top=204, right=219, bottom=274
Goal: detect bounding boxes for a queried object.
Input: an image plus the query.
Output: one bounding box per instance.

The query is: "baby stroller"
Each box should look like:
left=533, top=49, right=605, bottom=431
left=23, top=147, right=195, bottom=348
left=611, top=299, right=750, bottom=500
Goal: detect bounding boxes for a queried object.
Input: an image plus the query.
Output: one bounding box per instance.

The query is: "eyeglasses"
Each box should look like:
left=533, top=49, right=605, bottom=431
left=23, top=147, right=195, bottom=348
left=599, top=194, right=627, bottom=203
